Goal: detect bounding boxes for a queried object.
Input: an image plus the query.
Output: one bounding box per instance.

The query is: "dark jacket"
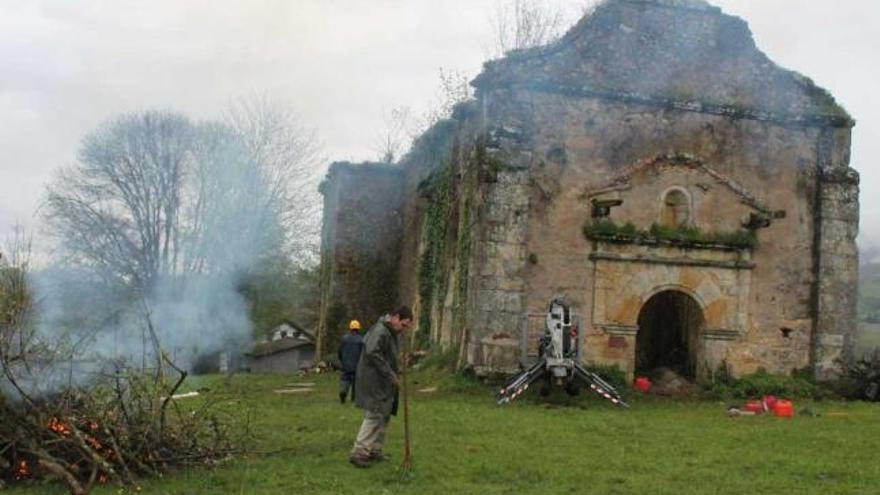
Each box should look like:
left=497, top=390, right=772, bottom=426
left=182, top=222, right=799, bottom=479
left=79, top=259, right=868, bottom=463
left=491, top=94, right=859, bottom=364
left=354, top=316, right=399, bottom=416
left=338, top=331, right=364, bottom=373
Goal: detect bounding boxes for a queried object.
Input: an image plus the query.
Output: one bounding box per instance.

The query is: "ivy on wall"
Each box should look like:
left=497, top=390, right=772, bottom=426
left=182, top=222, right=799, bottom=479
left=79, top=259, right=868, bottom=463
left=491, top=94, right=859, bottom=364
left=411, top=114, right=484, bottom=351
left=413, top=120, right=459, bottom=347
left=452, top=156, right=478, bottom=336
left=417, top=162, right=454, bottom=346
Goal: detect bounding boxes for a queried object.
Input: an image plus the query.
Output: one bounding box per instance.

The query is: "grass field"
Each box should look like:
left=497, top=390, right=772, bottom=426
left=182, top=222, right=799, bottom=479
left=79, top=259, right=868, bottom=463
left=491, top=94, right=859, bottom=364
left=9, top=370, right=880, bottom=495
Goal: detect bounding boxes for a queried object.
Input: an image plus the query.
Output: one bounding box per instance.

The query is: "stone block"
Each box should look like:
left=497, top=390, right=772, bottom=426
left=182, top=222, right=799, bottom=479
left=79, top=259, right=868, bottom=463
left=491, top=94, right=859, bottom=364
left=479, top=335, right=521, bottom=371
left=818, top=333, right=844, bottom=347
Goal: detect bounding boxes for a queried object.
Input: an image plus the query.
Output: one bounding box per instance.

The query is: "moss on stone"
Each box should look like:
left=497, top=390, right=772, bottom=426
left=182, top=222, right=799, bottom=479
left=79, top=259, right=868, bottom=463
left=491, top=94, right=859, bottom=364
left=452, top=159, right=478, bottom=337
left=418, top=161, right=454, bottom=346
left=583, top=219, right=758, bottom=250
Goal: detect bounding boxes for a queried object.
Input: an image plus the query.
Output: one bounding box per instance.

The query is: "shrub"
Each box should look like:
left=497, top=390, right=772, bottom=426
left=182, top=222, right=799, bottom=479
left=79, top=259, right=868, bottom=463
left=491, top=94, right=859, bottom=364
left=583, top=219, right=620, bottom=238
left=587, top=364, right=628, bottom=392
left=417, top=348, right=460, bottom=372
left=836, top=350, right=880, bottom=401
left=619, top=222, right=638, bottom=237
left=710, top=368, right=817, bottom=399
left=583, top=219, right=757, bottom=249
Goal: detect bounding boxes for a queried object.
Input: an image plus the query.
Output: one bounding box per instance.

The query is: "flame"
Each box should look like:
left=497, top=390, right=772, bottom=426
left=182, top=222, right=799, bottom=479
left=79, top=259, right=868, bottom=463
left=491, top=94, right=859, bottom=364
left=48, top=417, right=72, bottom=436
left=48, top=417, right=104, bottom=450
left=85, top=435, right=103, bottom=450
left=14, top=460, right=31, bottom=480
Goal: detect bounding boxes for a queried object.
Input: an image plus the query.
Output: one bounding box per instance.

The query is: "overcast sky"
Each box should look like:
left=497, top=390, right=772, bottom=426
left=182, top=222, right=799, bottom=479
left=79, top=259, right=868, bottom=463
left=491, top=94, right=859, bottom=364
left=1, top=0, right=878, bottom=254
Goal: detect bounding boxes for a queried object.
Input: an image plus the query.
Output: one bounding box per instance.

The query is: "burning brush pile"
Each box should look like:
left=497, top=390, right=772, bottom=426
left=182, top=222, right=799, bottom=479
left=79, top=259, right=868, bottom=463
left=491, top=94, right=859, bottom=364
left=1, top=260, right=244, bottom=494
left=0, top=363, right=243, bottom=494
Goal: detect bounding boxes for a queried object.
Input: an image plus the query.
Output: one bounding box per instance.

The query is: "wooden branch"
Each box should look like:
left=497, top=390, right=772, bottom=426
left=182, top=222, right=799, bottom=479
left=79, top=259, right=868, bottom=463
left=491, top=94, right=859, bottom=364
left=37, top=458, right=85, bottom=495
left=68, top=423, right=117, bottom=479
left=104, top=427, right=135, bottom=486
left=159, top=352, right=188, bottom=432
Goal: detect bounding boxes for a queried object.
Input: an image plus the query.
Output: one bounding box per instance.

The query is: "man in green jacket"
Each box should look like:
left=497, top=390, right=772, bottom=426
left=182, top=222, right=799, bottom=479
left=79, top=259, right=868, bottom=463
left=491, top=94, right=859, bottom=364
left=348, top=305, right=413, bottom=468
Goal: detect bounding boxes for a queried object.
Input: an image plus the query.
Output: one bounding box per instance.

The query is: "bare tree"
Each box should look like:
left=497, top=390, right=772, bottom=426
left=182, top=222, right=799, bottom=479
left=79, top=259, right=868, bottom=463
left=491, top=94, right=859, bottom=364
left=224, top=96, right=323, bottom=266
left=44, top=105, right=322, bottom=288
left=44, top=111, right=193, bottom=288
left=374, top=106, right=415, bottom=163
left=489, top=0, right=589, bottom=57
left=0, top=225, right=37, bottom=377
left=416, top=68, right=474, bottom=134
left=375, top=71, right=472, bottom=164
left=491, top=0, right=565, bottom=55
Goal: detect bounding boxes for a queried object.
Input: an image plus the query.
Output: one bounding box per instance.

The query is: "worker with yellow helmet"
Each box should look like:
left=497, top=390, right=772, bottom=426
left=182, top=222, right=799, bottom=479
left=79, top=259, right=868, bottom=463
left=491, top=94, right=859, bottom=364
left=337, top=319, right=364, bottom=404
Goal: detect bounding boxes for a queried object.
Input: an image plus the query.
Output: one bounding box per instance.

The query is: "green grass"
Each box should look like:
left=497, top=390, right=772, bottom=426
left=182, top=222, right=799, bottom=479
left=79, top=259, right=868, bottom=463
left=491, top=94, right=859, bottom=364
left=9, top=371, right=880, bottom=495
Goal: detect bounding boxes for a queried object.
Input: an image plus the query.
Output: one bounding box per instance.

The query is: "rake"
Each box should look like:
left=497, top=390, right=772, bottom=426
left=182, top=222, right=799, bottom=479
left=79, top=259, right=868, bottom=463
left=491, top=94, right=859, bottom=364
left=399, top=333, right=414, bottom=480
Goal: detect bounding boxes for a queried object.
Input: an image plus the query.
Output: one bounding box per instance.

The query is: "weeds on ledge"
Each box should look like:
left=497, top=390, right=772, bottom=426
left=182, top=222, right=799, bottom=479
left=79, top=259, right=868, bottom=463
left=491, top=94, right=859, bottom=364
left=583, top=219, right=757, bottom=249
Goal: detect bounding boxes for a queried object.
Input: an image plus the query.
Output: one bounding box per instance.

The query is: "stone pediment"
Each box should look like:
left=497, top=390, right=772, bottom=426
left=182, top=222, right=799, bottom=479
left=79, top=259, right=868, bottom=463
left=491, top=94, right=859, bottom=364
left=473, top=0, right=851, bottom=127
left=588, top=153, right=771, bottom=216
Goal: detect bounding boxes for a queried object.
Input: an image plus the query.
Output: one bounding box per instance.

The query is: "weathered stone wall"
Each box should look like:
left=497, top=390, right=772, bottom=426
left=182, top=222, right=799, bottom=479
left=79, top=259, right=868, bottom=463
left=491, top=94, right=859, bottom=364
left=394, top=119, right=463, bottom=348
left=473, top=85, right=841, bottom=378
left=317, top=0, right=859, bottom=379
left=813, top=129, right=860, bottom=379
left=466, top=166, right=530, bottom=372
left=474, top=0, right=850, bottom=127
left=316, top=162, right=404, bottom=357
left=461, top=0, right=857, bottom=379
left=587, top=242, right=754, bottom=376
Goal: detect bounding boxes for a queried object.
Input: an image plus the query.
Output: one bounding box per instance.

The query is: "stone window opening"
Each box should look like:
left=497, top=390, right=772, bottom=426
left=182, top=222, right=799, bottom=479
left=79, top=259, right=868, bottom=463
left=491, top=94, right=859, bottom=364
left=661, top=188, right=691, bottom=228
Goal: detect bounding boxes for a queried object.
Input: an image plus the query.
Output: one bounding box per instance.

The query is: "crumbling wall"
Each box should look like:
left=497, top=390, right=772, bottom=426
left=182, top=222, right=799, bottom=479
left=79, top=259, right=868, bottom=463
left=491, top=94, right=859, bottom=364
left=472, top=84, right=849, bottom=378
left=396, top=108, right=483, bottom=353
left=317, top=0, right=859, bottom=379
left=462, top=0, right=857, bottom=378
left=813, top=129, right=860, bottom=380
left=316, top=163, right=403, bottom=357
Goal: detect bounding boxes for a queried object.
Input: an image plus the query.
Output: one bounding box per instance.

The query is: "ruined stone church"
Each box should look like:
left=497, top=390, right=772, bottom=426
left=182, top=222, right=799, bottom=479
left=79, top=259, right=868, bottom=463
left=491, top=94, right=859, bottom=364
left=317, top=0, right=859, bottom=381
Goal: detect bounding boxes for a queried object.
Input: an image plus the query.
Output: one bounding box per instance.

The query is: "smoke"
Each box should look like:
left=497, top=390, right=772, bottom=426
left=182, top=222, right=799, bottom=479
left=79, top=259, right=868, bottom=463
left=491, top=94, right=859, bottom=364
left=5, top=268, right=254, bottom=398
left=2, top=108, right=317, bottom=399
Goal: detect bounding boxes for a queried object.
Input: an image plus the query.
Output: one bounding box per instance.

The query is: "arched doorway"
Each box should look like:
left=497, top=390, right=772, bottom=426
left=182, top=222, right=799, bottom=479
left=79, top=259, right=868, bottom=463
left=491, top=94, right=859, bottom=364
left=635, top=290, right=705, bottom=378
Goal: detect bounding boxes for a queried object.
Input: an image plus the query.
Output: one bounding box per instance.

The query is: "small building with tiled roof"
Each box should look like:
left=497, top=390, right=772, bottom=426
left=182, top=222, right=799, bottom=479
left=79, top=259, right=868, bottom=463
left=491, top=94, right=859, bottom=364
left=246, top=322, right=316, bottom=374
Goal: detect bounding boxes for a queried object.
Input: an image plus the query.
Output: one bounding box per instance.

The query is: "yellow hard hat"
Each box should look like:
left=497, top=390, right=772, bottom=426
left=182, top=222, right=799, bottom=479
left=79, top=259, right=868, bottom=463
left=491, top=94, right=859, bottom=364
left=349, top=319, right=362, bottom=330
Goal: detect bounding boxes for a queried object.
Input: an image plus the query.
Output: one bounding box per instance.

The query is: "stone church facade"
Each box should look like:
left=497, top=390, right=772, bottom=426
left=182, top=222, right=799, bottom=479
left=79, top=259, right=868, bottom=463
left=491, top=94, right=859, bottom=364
left=317, top=0, right=859, bottom=381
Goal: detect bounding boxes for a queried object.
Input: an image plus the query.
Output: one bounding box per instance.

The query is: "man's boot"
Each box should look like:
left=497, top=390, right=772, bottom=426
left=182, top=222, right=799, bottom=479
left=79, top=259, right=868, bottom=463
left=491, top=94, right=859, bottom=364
left=368, top=451, right=391, bottom=462
left=339, top=392, right=346, bottom=404
left=349, top=454, right=372, bottom=468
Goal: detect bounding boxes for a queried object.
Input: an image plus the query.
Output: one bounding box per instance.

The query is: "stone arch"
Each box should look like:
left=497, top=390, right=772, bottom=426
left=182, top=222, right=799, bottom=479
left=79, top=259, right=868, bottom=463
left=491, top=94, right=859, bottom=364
left=640, top=283, right=707, bottom=312
left=635, top=289, right=706, bottom=378
left=598, top=262, right=737, bottom=335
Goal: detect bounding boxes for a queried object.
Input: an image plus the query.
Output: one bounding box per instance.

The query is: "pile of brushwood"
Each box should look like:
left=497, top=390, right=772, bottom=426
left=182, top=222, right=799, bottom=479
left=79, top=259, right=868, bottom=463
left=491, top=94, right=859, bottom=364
left=0, top=363, right=244, bottom=494
left=1, top=257, right=244, bottom=494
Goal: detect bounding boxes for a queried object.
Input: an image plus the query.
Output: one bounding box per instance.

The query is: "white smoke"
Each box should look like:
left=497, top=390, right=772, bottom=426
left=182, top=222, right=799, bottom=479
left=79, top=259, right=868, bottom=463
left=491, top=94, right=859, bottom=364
left=3, top=109, right=318, bottom=399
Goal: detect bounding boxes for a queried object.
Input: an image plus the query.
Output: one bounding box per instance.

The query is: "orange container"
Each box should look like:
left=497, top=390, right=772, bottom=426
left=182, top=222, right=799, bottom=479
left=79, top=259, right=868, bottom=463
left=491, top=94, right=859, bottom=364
left=773, top=400, right=794, bottom=418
